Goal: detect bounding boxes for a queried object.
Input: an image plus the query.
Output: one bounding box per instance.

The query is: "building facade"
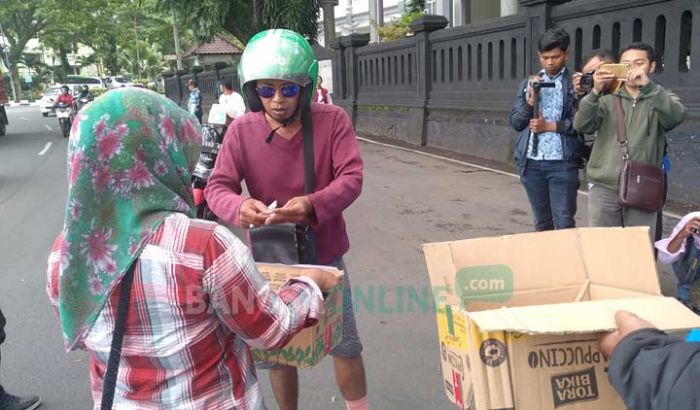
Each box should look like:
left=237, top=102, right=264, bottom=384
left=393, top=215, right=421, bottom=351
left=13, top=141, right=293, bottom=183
left=329, top=0, right=700, bottom=205
left=318, top=0, right=521, bottom=45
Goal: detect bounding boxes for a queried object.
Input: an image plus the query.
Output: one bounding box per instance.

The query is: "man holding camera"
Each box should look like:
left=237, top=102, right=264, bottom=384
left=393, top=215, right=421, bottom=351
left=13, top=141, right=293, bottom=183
left=574, top=42, right=686, bottom=241
left=573, top=49, right=617, bottom=161
left=574, top=49, right=617, bottom=98
left=511, top=28, right=584, bottom=231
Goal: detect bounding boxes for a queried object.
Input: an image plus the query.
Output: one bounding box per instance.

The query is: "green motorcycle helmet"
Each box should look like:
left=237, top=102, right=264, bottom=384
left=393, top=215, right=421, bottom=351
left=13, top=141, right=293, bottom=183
left=238, top=29, right=319, bottom=113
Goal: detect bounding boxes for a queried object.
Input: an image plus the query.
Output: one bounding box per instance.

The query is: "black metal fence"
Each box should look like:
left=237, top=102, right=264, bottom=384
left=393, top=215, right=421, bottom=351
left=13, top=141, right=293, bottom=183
left=331, top=0, right=700, bottom=205
left=163, top=66, right=240, bottom=114
left=334, top=0, right=699, bottom=113
left=163, top=0, right=700, bottom=204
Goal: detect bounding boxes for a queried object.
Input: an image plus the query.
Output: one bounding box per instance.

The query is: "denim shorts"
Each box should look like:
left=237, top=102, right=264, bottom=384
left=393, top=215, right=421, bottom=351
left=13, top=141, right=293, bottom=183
left=256, top=257, right=363, bottom=370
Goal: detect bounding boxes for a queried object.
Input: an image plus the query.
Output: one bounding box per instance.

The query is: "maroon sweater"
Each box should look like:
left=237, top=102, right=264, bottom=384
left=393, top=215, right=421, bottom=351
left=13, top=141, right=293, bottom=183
left=204, top=103, right=364, bottom=264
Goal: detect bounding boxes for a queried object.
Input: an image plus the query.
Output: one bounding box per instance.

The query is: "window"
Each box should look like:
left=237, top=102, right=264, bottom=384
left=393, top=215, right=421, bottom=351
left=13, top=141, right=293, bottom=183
left=612, top=22, right=621, bottom=57
left=680, top=11, right=692, bottom=72
left=593, top=25, right=601, bottom=49
left=655, top=15, right=666, bottom=73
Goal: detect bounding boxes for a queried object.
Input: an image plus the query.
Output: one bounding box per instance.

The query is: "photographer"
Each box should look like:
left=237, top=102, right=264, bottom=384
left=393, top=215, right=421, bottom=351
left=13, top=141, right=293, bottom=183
left=573, top=49, right=616, bottom=98
left=510, top=28, right=583, bottom=231
left=574, top=42, right=686, bottom=242
left=573, top=49, right=617, bottom=161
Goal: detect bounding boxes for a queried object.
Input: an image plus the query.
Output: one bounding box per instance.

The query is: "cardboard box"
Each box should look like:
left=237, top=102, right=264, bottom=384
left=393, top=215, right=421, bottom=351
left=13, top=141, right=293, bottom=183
left=251, top=263, right=344, bottom=368
left=424, top=227, right=700, bottom=410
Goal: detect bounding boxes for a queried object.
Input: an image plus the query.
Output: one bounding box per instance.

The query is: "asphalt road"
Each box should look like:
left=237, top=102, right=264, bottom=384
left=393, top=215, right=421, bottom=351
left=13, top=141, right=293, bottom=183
left=0, top=106, right=680, bottom=409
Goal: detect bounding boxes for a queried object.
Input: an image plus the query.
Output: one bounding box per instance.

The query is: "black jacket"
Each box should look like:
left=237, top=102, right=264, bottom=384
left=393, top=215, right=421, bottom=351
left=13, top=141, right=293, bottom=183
left=510, top=67, right=584, bottom=174
left=608, top=328, right=700, bottom=410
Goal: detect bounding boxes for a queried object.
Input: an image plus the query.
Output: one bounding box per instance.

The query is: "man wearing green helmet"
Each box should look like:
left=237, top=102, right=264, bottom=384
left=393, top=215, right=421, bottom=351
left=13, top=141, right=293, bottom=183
left=205, top=29, right=369, bottom=410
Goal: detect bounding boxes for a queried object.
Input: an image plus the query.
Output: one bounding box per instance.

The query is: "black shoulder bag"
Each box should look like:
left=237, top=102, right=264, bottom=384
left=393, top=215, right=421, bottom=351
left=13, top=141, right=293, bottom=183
left=250, top=111, right=318, bottom=265
left=100, top=261, right=136, bottom=410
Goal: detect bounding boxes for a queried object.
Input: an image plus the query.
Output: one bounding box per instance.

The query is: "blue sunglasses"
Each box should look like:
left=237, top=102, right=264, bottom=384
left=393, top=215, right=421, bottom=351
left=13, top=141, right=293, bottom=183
left=256, top=84, right=301, bottom=99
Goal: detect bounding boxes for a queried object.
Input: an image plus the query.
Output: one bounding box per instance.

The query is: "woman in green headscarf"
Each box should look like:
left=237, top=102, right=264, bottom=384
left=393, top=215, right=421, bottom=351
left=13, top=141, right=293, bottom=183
left=46, top=88, right=337, bottom=408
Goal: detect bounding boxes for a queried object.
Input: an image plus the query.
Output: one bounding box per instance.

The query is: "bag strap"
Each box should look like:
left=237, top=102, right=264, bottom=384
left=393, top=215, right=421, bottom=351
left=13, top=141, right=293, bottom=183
left=100, top=261, right=137, bottom=410
left=301, top=110, right=315, bottom=195
left=613, top=95, right=630, bottom=160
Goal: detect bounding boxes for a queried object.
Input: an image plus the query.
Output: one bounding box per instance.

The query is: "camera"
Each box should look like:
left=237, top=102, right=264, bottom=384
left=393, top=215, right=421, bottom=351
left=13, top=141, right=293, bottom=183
left=580, top=72, right=594, bottom=93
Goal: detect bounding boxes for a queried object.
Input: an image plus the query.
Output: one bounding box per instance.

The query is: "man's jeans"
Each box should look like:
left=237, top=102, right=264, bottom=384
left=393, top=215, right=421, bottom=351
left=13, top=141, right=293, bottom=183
left=520, top=160, right=579, bottom=231
left=588, top=184, right=657, bottom=243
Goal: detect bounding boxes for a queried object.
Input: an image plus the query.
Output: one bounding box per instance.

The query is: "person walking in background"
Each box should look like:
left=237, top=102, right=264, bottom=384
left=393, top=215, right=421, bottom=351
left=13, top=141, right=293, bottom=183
left=510, top=28, right=584, bottom=231
left=314, top=75, right=332, bottom=104
left=187, top=78, right=203, bottom=123
left=218, top=78, right=246, bottom=125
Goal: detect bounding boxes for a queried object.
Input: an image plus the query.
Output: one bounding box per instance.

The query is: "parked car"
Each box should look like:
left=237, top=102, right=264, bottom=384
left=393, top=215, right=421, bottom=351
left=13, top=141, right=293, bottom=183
left=104, top=76, right=132, bottom=89
left=65, top=75, right=105, bottom=91
left=39, top=85, right=65, bottom=117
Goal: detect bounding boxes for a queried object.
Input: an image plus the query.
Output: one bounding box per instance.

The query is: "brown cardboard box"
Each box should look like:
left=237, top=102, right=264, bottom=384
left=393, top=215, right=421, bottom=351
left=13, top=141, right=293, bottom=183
left=424, top=227, right=700, bottom=410
left=251, top=263, right=344, bottom=368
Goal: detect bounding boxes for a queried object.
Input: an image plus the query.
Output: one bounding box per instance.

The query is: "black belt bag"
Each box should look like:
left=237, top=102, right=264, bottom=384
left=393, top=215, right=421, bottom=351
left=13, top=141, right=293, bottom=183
left=249, top=111, right=318, bottom=265
left=251, top=223, right=317, bottom=265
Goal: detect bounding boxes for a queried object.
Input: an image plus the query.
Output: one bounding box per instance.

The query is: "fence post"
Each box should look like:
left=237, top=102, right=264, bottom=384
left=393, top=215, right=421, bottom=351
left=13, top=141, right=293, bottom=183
left=333, top=33, right=370, bottom=126
left=410, top=15, right=448, bottom=146
left=519, top=0, right=568, bottom=74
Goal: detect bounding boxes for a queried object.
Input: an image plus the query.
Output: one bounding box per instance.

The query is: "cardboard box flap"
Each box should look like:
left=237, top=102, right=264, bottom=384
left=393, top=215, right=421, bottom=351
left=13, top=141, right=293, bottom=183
left=578, top=227, right=661, bottom=294
left=424, top=228, right=662, bottom=310
left=469, top=296, right=700, bottom=334
left=256, top=263, right=344, bottom=290
left=424, top=230, right=590, bottom=307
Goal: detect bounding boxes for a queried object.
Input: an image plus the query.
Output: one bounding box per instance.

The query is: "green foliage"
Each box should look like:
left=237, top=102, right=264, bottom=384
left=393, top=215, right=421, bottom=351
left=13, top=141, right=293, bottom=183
left=91, top=87, right=108, bottom=97
left=260, top=0, right=321, bottom=43
left=405, top=0, right=426, bottom=14
left=377, top=11, right=423, bottom=42
left=157, top=0, right=322, bottom=45
left=1, top=0, right=322, bottom=95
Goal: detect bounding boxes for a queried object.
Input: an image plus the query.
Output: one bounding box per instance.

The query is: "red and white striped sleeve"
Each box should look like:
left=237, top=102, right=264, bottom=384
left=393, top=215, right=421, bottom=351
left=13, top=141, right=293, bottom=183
left=202, top=225, right=323, bottom=350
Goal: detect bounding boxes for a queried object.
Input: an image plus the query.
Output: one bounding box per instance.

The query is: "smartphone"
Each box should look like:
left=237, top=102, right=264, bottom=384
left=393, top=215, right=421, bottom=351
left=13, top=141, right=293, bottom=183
left=599, top=63, right=631, bottom=79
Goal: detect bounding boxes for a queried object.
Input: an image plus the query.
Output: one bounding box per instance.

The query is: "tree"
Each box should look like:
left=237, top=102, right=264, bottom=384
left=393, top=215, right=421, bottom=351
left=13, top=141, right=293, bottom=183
left=0, top=0, right=52, bottom=100
left=156, top=0, right=322, bottom=45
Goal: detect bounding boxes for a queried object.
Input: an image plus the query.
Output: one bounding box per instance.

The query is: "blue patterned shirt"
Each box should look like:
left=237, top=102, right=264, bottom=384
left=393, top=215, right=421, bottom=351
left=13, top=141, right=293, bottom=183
left=188, top=88, right=202, bottom=114
left=527, top=68, right=564, bottom=160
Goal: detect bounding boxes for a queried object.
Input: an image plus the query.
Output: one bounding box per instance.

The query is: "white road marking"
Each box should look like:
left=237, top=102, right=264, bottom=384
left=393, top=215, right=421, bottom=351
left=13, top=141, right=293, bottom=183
left=20, top=116, right=30, bottom=121
left=44, top=124, right=52, bottom=131
left=38, top=142, right=52, bottom=156
left=358, top=136, right=684, bottom=221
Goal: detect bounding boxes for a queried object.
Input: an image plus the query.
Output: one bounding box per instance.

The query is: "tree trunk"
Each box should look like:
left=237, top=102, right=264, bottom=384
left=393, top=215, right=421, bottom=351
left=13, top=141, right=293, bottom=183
left=11, top=66, right=21, bottom=102
left=59, top=46, right=72, bottom=75
left=252, top=0, right=261, bottom=32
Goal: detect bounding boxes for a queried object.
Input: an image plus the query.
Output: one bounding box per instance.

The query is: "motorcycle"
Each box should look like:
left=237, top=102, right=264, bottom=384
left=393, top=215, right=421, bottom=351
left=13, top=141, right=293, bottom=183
left=75, top=96, right=93, bottom=112
left=55, top=102, right=73, bottom=138
left=192, top=123, right=225, bottom=220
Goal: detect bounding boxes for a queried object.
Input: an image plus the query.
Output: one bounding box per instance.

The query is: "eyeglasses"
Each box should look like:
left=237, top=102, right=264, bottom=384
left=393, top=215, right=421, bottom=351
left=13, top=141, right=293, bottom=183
left=256, top=84, right=300, bottom=99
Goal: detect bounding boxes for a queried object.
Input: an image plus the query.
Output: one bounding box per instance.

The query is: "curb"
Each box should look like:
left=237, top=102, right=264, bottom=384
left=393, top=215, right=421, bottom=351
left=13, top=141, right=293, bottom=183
left=5, top=101, right=40, bottom=107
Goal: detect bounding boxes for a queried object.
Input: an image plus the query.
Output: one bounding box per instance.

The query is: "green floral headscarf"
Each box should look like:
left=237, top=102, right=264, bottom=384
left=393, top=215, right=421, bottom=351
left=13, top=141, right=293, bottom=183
left=58, top=88, right=201, bottom=350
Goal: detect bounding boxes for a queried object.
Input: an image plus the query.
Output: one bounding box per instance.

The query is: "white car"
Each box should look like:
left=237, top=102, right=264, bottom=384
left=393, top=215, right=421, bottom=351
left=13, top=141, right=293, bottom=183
left=39, top=85, right=65, bottom=117
left=104, top=76, right=132, bottom=89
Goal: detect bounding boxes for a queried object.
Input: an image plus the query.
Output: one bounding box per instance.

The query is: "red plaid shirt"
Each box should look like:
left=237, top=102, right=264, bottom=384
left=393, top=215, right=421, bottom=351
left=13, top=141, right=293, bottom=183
left=47, top=213, right=323, bottom=409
